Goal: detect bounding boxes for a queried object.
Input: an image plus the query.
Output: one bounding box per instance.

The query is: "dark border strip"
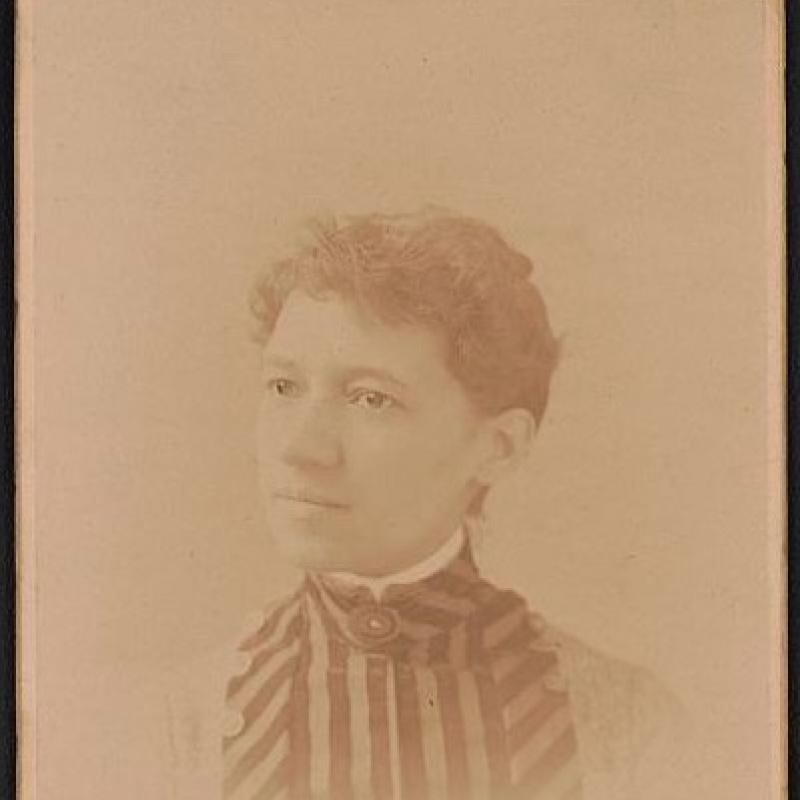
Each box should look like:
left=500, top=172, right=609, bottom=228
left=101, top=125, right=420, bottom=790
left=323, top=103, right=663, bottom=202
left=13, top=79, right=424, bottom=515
left=0, top=2, right=15, bottom=798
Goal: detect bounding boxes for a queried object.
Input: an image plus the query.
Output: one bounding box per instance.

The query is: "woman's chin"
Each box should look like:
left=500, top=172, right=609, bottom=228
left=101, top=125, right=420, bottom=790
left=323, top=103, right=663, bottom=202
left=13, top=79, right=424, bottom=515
left=269, top=517, right=353, bottom=572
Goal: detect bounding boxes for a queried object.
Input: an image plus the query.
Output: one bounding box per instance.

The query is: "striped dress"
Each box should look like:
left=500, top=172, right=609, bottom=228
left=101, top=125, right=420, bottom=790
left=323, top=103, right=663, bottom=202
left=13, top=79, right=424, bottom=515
left=221, top=543, right=583, bottom=800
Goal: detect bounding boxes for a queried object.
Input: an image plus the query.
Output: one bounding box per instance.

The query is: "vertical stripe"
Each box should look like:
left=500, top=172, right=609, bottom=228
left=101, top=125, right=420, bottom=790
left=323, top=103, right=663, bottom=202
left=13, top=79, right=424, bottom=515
left=468, top=603, right=510, bottom=797
left=426, top=630, right=449, bottom=665
left=306, top=601, right=331, bottom=799
left=385, top=662, right=402, bottom=800
left=416, top=668, right=448, bottom=799
left=222, top=542, right=585, bottom=800
left=290, top=625, right=312, bottom=800
left=435, top=670, right=470, bottom=800
left=456, top=672, right=491, bottom=800
left=394, top=662, right=428, bottom=800
left=476, top=669, right=511, bottom=795
left=305, top=578, right=351, bottom=632
left=366, top=656, right=394, bottom=800
left=447, top=623, right=468, bottom=667
left=348, top=655, right=373, bottom=799
left=328, top=638, right=353, bottom=799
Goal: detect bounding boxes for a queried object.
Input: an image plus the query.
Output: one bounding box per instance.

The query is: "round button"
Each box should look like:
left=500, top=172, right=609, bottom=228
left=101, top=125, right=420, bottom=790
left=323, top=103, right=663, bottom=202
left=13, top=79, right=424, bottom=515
left=347, top=605, right=401, bottom=647
left=222, top=709, right=245, bottom=738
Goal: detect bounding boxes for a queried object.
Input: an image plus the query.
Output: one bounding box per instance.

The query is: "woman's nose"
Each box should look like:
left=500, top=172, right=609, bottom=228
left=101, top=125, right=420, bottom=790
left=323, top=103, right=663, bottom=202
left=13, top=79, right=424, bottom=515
left=279, top=402, right=343, bottom=471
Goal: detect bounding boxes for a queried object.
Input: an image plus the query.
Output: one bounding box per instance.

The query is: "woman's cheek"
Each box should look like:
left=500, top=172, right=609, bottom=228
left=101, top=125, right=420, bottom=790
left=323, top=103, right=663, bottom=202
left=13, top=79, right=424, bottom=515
left=346, top=430, right=424, bottom=485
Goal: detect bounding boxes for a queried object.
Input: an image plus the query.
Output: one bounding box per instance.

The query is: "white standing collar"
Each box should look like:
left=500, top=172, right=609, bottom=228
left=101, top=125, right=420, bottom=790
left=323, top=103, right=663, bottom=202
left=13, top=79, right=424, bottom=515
left=327, top=527, right=466, bottom=601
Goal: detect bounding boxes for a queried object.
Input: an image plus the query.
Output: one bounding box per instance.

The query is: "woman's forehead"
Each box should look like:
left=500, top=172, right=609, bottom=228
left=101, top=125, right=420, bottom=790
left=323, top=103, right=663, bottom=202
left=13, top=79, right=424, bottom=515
left=263, top=291, right=455, bottom=387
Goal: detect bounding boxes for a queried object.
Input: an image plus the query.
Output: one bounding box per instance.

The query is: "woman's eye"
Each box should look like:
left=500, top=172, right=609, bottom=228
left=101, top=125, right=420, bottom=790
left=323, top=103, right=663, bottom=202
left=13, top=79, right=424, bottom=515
left=266, top=378, right=299, bottom=398
left=350, top=389, right=396, bottom=411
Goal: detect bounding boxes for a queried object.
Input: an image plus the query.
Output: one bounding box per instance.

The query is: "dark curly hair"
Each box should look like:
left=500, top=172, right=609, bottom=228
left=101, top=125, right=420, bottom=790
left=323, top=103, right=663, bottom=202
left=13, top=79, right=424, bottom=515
left=250, top=209, right=560, bottom=426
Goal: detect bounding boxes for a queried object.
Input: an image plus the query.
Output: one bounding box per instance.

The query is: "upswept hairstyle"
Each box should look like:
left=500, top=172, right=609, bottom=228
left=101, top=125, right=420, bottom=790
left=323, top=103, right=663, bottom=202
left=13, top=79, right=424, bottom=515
left=251, top=209, right=560, bottom=425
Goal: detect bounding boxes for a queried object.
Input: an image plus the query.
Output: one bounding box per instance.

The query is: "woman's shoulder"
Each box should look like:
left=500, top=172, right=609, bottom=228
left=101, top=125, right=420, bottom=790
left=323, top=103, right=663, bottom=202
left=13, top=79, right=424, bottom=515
left=161, top=595, right=300, bottom=775
left=550, top=626, right=684, bottom=734
left=167, top=594, right=297, bottom=700
left=537, top=621, right=691, bottom=799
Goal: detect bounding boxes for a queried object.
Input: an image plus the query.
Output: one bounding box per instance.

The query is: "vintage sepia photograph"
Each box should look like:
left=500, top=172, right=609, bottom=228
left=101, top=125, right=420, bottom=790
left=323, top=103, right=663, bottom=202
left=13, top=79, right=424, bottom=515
left=17, top=2, right=784, bottom=800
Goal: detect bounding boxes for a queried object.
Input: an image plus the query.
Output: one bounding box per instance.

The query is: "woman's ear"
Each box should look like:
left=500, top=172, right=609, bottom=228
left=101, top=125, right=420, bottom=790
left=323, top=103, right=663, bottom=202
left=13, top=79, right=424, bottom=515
left=473, top=407, right=536, bottom=487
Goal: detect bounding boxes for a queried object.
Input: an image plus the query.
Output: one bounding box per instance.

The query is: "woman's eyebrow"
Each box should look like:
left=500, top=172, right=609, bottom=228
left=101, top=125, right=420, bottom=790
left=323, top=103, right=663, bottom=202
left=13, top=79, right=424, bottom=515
left=340, top=366, right=409, bottom=391
left=261, top=354, right=409, bottom=391
left=262, top=354, right=299, bottom=371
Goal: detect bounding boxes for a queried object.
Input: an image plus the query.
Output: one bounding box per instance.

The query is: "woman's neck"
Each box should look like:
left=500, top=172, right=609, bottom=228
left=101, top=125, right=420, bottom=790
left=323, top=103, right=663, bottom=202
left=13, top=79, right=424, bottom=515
left=326, top=527, right=466, bottom=601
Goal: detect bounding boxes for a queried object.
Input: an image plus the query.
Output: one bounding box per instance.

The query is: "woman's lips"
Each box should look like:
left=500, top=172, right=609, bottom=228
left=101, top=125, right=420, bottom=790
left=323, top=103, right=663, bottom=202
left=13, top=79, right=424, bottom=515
left=272, top=490, right=350, bottom=510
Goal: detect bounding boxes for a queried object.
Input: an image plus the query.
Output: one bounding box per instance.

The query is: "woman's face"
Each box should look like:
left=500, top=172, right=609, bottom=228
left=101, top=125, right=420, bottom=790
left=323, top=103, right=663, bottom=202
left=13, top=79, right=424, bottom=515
left=256, top=290, right=497, bottom=577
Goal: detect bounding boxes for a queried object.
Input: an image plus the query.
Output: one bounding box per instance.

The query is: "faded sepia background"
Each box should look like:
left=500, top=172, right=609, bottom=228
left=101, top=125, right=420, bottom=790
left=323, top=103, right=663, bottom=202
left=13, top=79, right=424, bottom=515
left=19, top=1, right=782, bottom=798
